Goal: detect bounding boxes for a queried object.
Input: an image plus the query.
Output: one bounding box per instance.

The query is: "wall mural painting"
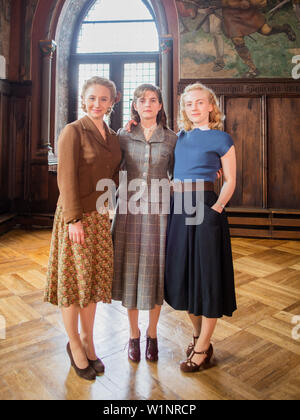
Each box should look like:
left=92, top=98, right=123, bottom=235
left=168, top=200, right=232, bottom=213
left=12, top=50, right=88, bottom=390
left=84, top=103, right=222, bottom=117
left=177, top=0, right=300, bottom=78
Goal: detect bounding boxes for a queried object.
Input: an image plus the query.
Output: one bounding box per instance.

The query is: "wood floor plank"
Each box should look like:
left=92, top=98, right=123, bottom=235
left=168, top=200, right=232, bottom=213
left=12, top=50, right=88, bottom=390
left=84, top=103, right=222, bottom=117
left=16, top=269, right=47, bottom=290
left=250, top=249, right=300, bottom=268
left=216, top=331, right=299, bottom=397
left=237, top=278, right=300, bottom=310
left=274, top=241, right=300, bottom=255
left=245, top=312, right=300, bottom=355
left=291, top=262, right=300, bottom=271
left=229, top=294, right=277, bottom=329
left=0, top=258, right=43, bottom=275
left=0, top=273, right=36, bottom=295
left=0, top=296, right=42, bottom=328
left=234, top=270, right=258, bottom=287
left=266, top=366, right=300, bottom=400
left=3, top=368, right=56, bottom=400
left=262, top=268, right=300, bottom=290
left=230, top=238, right=269, bottom=256
left=233, top=257, right=282, bottom=277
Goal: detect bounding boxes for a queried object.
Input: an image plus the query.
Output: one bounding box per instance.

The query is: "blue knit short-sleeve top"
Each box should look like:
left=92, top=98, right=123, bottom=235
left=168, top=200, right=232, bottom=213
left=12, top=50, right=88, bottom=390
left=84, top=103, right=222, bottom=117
left=174, top=129, right=234, bottom=182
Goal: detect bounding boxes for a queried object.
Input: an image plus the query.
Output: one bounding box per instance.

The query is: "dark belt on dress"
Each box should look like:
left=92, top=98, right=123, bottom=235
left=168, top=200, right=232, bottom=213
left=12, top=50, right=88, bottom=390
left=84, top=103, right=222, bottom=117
left=171, top=181, right=214, bottom=193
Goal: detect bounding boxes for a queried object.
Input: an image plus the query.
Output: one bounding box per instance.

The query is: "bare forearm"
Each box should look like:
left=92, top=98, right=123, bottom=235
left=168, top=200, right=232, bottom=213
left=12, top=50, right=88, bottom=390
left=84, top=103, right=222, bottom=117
left=213, top=145, right=236, bottom=212
left=215, top=179, right=236, bottom=210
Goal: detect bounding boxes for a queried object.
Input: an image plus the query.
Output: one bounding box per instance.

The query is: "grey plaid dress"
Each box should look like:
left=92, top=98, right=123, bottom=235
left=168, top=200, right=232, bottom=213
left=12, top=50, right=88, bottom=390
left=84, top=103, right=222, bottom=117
left=112, top=124, right=177, bottom=310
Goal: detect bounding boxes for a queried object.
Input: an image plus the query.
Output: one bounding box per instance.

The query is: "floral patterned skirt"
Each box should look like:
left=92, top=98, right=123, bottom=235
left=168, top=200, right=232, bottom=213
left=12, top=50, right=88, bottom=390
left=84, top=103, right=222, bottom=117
left=44, top=207, right=113, bottom=308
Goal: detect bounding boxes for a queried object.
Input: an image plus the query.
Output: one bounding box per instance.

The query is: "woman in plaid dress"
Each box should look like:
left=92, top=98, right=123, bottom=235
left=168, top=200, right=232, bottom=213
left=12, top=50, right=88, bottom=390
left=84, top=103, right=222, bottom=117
left=112, top=85, right=177, bottom=363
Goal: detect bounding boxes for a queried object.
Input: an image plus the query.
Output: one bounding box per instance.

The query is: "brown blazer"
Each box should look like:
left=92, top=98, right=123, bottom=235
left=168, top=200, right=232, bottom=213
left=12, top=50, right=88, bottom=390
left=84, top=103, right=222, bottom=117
left=57, top=115, right=122, bottom=223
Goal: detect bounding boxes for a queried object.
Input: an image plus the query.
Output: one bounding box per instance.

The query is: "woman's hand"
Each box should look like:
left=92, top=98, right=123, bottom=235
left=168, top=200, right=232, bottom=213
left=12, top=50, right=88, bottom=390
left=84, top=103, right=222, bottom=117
left=125, top=119, right=138, bottom=132
left=69, top=221, right=85, bottom=245
left=211, top=203, right=223, bottom=214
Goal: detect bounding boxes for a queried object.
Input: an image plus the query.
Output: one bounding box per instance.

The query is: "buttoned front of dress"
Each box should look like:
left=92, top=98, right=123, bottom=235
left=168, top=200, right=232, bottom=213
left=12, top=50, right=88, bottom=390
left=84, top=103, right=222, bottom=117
left=118, top=125, right=176, bottom=204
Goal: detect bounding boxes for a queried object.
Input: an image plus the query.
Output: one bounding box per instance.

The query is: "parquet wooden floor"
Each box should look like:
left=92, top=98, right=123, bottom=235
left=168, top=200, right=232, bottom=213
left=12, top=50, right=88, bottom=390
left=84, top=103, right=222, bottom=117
left=0, top=229, right=299, bottom=400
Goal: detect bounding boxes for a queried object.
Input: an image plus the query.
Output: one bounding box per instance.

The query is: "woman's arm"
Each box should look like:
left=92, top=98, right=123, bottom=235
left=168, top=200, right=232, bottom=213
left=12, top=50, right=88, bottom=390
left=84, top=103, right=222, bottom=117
left=211, top=145, right=236, bottom=213
left=57, top=125, right=82, bottom=222
left=57, top=125, right=85, bottom=244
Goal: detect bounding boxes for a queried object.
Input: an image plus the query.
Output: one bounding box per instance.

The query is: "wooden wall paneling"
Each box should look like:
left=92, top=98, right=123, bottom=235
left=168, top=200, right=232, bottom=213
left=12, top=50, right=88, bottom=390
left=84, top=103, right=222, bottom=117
left=48, top=172, right=59, bottom=214
left=14, top=98, right=26, bottom=198
left=0, top=82, right=10, bottom=214
left=225, top=97, right=263, bottom=208
left=30, top=164, right=49, bottom=205
left=8, top=94, right=16, bottom=207
left=8, top=0, right=25, bottom=81
left=261, top=95, right=268, bottom=209
left=267, top=97, right=300, bottom=210
left=8, top=83, right=32, bottom=211
left=0, top=81, right=32, bottom=227
left=24, top=96, right=32, bottom=207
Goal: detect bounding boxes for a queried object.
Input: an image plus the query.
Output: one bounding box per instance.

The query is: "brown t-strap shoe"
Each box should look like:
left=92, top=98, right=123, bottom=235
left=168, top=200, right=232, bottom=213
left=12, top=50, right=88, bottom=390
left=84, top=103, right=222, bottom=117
left=180, top=344, right=213, bottom=373
left=186, top=335, right=199, bottom=358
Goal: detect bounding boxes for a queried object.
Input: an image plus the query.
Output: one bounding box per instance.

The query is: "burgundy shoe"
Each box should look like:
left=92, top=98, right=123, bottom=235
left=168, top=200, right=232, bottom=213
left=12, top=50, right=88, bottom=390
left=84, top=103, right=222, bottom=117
left=128, top=336, right=141, bottom=363
left=146, top=335, right=158, bottom=362
left=88, top=357, right=105, bottom=374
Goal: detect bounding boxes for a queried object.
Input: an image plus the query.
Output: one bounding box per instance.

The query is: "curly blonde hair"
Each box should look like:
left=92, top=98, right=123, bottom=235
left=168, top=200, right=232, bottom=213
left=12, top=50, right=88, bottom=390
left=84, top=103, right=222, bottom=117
left=81, top=76, right=117, bottom=115
left=178, top=83, right=224, bottom=131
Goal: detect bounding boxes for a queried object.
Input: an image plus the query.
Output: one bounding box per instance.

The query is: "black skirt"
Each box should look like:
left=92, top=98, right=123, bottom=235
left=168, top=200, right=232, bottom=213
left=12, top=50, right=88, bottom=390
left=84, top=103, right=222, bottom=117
left=164, top=191, right=237, bottom=318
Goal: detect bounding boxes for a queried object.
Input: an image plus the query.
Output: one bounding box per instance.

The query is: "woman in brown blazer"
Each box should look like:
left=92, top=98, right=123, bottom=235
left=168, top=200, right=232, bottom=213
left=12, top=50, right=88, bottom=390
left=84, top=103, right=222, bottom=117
left=45, top=77, right=122, bottom=380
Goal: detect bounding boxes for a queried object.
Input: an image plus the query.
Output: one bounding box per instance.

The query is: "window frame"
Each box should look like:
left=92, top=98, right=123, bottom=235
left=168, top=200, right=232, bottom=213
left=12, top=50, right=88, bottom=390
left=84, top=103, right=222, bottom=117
left=68, top=0, right=160, bottom=130
left=69, top=53, right=159, bottom=130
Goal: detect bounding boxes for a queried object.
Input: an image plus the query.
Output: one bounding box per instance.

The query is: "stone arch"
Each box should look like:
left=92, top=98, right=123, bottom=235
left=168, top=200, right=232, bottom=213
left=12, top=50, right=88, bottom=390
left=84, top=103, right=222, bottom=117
left=53, top=0, right=176, bottom=151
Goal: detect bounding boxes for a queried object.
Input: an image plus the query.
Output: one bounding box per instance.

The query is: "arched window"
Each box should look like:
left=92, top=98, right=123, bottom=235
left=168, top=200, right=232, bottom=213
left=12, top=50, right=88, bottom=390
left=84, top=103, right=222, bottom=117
left=70, top=0, right=160, bottom=130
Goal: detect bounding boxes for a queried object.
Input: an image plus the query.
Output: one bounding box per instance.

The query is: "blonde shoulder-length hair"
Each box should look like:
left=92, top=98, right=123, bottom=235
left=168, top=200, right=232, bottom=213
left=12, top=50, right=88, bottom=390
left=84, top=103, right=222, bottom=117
left=178, top=83, right=224, bottom=131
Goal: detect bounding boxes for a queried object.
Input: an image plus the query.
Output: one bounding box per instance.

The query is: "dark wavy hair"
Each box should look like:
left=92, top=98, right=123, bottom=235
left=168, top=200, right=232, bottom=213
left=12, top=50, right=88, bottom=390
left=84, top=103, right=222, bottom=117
left=130, top=84, right=168, bottom=129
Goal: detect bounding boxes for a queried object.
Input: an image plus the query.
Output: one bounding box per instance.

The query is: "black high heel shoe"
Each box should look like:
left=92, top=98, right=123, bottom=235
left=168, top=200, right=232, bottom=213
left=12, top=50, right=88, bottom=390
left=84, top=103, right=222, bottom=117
left=66, top=342, right=96, bottom=381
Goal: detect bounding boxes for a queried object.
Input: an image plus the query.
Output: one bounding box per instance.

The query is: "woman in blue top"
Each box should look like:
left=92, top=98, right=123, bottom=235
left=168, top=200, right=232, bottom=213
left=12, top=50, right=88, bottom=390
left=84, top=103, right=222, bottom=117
left=164, top=83, right=237, bottom=373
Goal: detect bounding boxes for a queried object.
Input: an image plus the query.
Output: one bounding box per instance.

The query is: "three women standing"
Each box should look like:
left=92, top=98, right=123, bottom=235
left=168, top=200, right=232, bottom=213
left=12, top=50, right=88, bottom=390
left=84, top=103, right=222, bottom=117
left=45, top=77, right=237, bottom=378
left=45, top=77, right=122, bottom=380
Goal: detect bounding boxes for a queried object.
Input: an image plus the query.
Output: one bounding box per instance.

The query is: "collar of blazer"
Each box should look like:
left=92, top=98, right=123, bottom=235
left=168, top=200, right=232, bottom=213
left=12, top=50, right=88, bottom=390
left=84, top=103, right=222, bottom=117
left=80, top=115, right=116, bottom=150
left=129, top=123, right=165, bottom=144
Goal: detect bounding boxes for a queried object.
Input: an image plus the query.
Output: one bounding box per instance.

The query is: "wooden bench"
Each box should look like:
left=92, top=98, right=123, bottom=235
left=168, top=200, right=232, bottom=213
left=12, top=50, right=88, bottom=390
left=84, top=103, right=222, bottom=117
left=227, top=208, right=300, bottom=240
